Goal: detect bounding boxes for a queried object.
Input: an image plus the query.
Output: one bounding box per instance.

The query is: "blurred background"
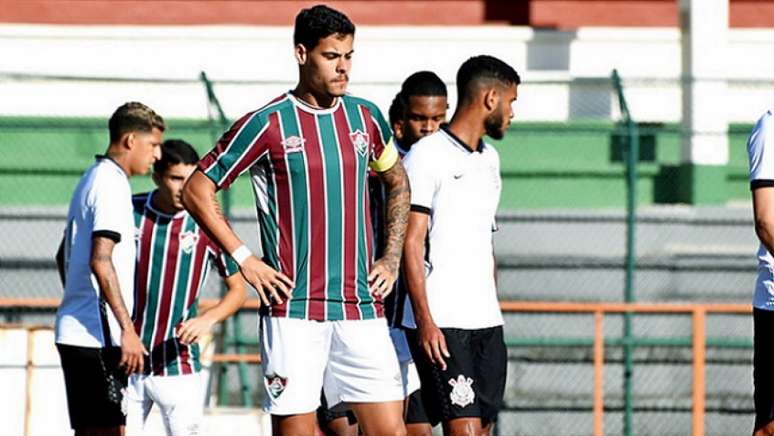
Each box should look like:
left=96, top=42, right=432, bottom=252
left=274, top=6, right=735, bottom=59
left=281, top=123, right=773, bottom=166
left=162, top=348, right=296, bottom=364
left=1, top=1, right=772, bottom=435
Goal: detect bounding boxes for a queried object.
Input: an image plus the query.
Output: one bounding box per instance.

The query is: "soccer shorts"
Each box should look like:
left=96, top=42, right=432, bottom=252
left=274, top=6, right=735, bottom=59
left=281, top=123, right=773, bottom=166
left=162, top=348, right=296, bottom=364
left=409, top=326, right=507, bottom=426
left=260, top=316, right=403, bottom=415
left=125, top=372, right=204, bottom=436
left=56, top=344, right=128, bottom=430
left=754, top=308, right=774, bottom=432
left=390, top=326, right=421, bottom=397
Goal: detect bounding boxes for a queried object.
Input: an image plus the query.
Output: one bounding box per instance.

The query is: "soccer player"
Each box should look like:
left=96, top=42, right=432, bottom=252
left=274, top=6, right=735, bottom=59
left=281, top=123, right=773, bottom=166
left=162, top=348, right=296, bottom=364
left=181, top=5, right=410, bottom=436
left=747, top=109, right=774, bottom=436
left=125, top=139, right=247, bottom=436
left=382, top=72, right=447, bottom=436
left=402, top=56, right=520, bottom=436
left=54, top=102, right=164, bottom=436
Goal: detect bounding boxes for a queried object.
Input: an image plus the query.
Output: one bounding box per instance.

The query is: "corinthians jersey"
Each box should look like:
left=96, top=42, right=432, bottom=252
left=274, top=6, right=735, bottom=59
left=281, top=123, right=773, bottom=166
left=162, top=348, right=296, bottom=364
left=132, top=191, right=240, bottom=376
left=198, top=92, right=399, bottom=321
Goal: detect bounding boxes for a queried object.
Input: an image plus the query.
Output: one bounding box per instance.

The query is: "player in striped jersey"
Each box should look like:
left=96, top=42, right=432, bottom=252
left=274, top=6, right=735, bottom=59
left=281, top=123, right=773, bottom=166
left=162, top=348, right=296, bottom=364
left=182, top=5, right=410, bottom=436
left=126, top=140, right=246, bottom=436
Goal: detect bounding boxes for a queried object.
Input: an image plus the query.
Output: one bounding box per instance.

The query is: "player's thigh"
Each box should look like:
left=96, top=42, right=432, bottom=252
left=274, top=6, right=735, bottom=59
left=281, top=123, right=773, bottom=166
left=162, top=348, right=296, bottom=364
left=471, top=326, right=507, bottom=426
left=125, top=374, right=155, bottom=436
left=261, top=316, right=333, bottom=416
left=56, top=344, right=128, bottom=431
left=414, top=328, right=481, bottom=425
left=148, top=373, right=204, bottom=436
left=326, top=318, right=403, bottom=406
left=349, top=401, right=406, bottom=436
left=754, top=309, right=774, bottom=432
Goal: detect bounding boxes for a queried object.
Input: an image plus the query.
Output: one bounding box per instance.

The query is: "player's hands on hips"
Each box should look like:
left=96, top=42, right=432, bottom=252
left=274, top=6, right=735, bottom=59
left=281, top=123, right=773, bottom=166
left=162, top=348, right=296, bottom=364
left=417, top=317, right=450, bottom=371
left=369, top=255, right=399, bottom=297
left=176, top=316, right=216, bottom=345
left=120, top=329, right=148, bottom=375
left=240, top=255, right=294, bottom=306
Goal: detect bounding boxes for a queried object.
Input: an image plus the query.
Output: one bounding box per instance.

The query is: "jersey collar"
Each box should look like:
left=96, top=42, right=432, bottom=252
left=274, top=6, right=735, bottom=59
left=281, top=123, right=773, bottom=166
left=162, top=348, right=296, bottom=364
left=440, top=125, right=485, bottom=154
left=146, top=190, right=187, bottom=219
left=95, top=154, right=129, bottom=178
left=288, top=91, right=342, bottom=115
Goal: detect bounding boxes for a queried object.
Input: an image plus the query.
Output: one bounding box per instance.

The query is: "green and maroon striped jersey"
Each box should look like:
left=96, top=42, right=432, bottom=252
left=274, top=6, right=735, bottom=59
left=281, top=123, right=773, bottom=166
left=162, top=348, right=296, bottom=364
left=132, top=191, right=240, bottom=376
left=198, top=92, right=398, bottom=321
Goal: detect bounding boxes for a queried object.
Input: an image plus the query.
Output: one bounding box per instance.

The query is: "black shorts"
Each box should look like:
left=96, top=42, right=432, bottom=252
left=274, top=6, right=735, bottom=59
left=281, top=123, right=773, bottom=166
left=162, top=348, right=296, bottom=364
left=754, top=308, right=774, bottom=431
left=56, top=344, right=128, bottom=430
left=408, top=326, right=507, bottom=426
left=405, top=387, right=430, bottom=424
left=316, top=391, right=357, bottom=427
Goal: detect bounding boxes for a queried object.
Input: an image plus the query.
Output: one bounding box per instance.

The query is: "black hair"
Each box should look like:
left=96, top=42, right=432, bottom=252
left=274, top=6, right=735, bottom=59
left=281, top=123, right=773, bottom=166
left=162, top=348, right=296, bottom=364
left=294, top=5, right=355, bottom=51
left=388, top=93, right=406, bottom=127
left=153, top=139, right=199, bottom=174
left=109, top=101, right=165, bottom=143
left=400, top=71, right=447, bottom=99
left=456, top=55, right=521, bottom=104
left=389, top=71, right=446, bottom=124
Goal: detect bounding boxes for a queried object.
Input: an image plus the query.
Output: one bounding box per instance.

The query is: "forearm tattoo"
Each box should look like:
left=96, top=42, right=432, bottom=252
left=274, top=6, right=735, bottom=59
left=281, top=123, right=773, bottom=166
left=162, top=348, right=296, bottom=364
left=92, top=247, right=132, bottom=329
left=380, top=161, right=410, bottom=272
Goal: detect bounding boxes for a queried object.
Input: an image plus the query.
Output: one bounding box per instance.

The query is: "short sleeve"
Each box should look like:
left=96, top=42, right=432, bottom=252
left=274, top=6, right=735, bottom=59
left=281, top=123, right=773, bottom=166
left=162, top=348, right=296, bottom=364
left=403, top=145, right=438, bottom=214
left=198, top=111, right=272, bottom=191
left=749, top=110, right=774, bottom=190
left=92, top=176, right=127, bottom=242
left=365, top=104, right=398, bottom=173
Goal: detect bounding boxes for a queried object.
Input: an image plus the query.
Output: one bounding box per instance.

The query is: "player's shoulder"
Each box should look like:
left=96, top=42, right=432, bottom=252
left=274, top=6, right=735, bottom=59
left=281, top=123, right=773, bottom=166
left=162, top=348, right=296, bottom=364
left=749, top=109, right=774, bottom=150
left=342, top=94, right=382, bottom=116
left=404, top=131, right=445, bottom=163
left=237, top=93, right=294, bottom=128
left=481, top=140, right=501, bottom=160
left=132, top=192, right=151, bottom=211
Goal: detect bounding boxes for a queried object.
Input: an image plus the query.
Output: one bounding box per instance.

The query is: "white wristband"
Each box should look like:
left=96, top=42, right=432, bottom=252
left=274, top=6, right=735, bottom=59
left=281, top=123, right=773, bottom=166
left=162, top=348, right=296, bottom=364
left=231, top=245, right=253, bottom=266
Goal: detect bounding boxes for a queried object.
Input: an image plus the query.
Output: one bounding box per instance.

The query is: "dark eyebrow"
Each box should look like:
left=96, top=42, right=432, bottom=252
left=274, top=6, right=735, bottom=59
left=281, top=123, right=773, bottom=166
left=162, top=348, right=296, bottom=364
left=322, top=50, right=354, bottom=57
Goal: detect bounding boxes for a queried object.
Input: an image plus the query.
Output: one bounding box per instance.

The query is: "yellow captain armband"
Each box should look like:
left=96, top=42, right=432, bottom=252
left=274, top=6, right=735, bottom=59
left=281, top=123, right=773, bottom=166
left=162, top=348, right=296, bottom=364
left=369, top=138, right=399, bottom=173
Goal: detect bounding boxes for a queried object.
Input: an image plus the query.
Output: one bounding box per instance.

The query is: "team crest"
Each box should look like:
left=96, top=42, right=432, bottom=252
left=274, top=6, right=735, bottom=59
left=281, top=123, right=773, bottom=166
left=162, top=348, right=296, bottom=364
left=448, top=375, right=475, bottom=407
left=350, top=130, right=370, bottom=157
left=265, top=374, right=288, bottom=399
left=282, top=135, right=305, bottom=153
left=179, top=231, right=199, bottom=254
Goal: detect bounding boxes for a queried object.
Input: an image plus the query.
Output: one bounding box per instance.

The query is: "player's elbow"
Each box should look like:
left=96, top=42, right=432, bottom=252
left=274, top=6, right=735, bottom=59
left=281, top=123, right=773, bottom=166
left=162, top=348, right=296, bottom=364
left=755, top=216, right=774, bottom=243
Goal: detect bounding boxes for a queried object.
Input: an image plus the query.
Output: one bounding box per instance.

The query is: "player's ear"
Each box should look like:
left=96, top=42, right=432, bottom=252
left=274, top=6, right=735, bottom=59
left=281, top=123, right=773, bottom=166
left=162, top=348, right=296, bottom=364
left=121, top=132, right=135, bottom=150
left=295, top=44, right=308, bottom=66
left=392, top=121, right=404, bottom=141
left=483, top=88, right=498, bottom=112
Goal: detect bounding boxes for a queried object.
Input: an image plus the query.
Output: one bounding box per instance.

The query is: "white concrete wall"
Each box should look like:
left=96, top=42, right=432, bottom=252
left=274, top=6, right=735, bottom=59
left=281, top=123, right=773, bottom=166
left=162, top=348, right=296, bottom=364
left=0, top=24, right=773, bottom=123
left=0, top=327, right=268, bottom=436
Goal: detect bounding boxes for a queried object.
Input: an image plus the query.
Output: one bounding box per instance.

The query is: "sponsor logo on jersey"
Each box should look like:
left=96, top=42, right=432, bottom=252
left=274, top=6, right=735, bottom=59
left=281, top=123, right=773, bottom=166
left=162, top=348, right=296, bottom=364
left=448, top=374, right=475, bottom=407
left=265, top=374, right=288, bottom=399
left=350, top=130, right=370, bottom=157
left=179, top=231, right=199, bottom=254
left=282, top=136, right=305, bottom=153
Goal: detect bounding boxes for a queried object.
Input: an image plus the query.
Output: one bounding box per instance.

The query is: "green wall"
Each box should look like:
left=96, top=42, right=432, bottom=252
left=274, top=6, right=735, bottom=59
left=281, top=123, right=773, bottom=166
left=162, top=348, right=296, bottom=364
left=0, top=117, right=754, bottom=209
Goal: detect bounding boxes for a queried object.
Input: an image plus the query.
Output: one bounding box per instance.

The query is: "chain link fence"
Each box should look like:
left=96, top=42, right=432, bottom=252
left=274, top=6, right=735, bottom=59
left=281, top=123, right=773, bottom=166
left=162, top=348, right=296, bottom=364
left=0, top=71, right=761, bottom=434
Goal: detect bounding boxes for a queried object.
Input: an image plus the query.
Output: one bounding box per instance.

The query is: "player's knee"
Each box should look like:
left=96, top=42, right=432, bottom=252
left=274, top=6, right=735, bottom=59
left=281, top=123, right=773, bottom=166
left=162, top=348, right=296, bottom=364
left=406, top=424, right=433, bottom=436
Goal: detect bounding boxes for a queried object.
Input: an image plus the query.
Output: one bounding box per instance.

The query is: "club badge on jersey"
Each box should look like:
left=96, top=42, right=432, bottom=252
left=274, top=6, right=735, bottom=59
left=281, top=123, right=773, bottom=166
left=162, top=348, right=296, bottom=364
left=448, top=375, right=475, bottom=407
left=350, top=130, right=370, bottom=157
left=265, top=374, right=288, bottom=399
left=179, top=231, right=199, bottom=254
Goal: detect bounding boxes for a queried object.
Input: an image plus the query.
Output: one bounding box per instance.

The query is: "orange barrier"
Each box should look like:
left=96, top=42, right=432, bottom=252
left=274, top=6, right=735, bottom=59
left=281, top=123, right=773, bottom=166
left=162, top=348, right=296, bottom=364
left=1, top=298, right=753, bottom=436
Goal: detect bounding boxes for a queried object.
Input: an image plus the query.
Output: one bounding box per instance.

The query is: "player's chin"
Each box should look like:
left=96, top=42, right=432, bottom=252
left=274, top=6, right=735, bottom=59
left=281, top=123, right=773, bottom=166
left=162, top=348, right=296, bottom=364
left=328, top=82, right=348, bottom=96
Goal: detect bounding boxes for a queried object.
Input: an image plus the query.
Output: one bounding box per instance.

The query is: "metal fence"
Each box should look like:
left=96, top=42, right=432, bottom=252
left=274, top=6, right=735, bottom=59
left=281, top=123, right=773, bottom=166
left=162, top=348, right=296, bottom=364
left=0, top=71, right=759, bottom=435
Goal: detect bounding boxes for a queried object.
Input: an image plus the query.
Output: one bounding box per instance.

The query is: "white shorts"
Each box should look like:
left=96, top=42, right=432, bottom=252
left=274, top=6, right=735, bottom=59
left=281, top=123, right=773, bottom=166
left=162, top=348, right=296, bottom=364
left=125, top=372, right=204, bottom=436
left=260, top=316, right=403, bottom=415
left=390, top=327, right=421, bottom=397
